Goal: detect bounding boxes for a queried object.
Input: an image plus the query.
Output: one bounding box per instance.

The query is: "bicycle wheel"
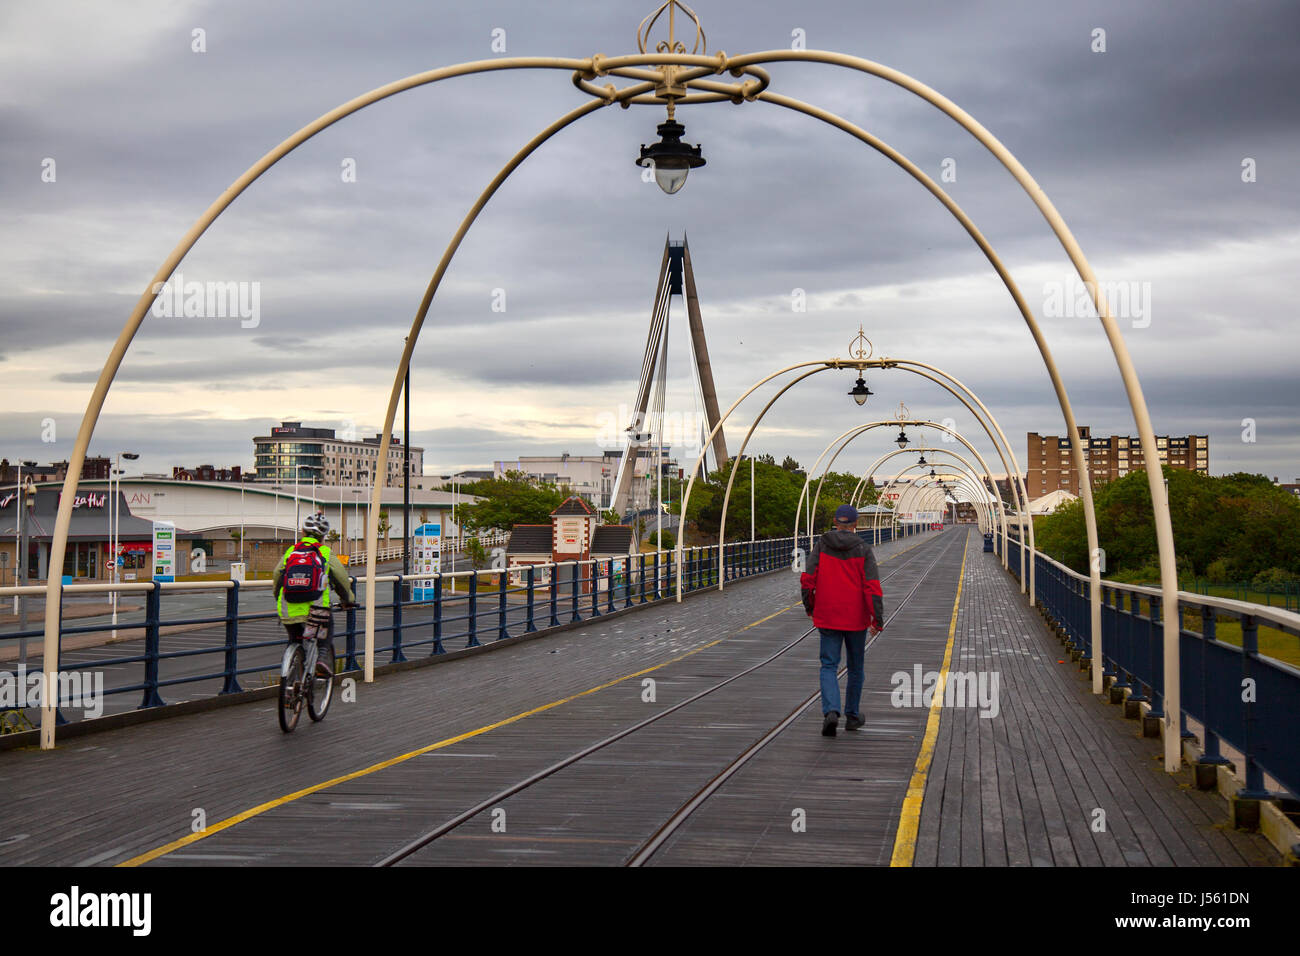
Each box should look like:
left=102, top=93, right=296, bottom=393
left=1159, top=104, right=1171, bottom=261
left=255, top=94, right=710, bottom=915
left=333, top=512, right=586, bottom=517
left=307, top=641, right=334, bottom=722
left=279, top=644, right=305, bottom=733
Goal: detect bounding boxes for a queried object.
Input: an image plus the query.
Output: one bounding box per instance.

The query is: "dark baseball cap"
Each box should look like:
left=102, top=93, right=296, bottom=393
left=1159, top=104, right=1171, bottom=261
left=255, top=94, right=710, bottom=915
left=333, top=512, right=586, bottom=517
left=834, top=504, right=859, bottom=522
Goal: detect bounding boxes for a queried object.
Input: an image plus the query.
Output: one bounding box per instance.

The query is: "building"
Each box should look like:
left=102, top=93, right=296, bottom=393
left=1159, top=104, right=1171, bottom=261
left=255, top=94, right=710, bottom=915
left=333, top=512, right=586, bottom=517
left=429, top=470, right=494, bottom=487
left=1027, top=426, right=1209, bottom=496
left=253, top=421, right=423, bottom=488
left=494, top=448, right=676, bottom=511
left=0, top=477, right=474, bottom=582
left=1274, top=478, right=1300, bottom=500
left=505, top=496, right=637, bottom=590
left=1028, top=489, right=1078, bottom=515
left=173, top=464, right=244, bottom=482
left=0, top=457, right=112, bottom=484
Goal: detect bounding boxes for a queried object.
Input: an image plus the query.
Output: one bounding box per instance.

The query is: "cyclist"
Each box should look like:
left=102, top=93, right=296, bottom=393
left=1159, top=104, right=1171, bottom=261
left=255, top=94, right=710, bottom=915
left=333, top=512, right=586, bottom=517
left=272, top=513, right=356, bottom=658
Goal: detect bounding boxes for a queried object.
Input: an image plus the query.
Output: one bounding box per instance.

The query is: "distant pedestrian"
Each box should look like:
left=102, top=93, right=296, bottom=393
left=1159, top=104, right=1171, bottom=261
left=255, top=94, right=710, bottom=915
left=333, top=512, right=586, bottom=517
left=799, top=504, right=884, bottom=736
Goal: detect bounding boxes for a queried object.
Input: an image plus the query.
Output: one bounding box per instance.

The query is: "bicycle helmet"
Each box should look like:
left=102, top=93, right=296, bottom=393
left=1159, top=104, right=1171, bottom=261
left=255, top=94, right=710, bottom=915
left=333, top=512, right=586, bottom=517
left=302, top=513, right=329, bottom=540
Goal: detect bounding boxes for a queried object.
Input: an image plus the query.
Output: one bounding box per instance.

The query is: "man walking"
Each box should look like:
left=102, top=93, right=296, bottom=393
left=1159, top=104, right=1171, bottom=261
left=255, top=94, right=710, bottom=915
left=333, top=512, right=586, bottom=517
left=799, top=504, right=884, bottom=736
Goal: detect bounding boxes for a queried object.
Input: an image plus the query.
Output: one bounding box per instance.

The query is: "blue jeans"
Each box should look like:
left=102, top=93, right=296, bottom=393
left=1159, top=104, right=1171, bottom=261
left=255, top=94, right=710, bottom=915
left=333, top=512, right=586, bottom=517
left=819, top=628, right=867, bottom=717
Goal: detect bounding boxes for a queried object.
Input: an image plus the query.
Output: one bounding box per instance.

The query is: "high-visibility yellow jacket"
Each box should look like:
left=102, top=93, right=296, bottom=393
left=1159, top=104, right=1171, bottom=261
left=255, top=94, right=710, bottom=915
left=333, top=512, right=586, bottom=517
left=272, top=537, right=355, bottom=620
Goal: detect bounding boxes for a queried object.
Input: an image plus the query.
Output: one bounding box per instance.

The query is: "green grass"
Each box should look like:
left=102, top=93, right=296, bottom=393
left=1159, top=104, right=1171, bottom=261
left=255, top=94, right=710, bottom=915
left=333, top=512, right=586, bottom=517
left=1117, top=597, right=1300, bottom=669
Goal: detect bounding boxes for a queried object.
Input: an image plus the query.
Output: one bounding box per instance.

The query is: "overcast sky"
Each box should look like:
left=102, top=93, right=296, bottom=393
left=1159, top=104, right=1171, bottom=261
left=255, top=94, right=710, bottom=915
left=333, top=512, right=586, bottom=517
left=2, top=0, right=1297, bottom=489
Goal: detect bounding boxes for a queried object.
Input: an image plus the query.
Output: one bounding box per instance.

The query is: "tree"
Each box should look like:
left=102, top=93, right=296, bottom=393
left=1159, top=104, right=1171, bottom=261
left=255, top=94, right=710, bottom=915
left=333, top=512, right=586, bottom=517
left=685, top=457, right=833, bottom=541
left=459, top=470, right=566, bottom=531
left=377, top=510, right=390, bottom=540
left=780, top=455, right=801, bottom=472
left=601, top=508, right=620, bottom=525
left=464, top=535, right=488, bottom=570
left=1035, top=467, right=1300, bottom=580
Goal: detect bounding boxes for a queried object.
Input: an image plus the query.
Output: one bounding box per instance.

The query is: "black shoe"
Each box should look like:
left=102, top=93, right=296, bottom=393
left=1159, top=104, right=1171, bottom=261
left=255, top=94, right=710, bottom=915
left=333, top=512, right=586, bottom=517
left=845, top=713, right=864, bottom=731
left=822, top=711, right=839, bottom=736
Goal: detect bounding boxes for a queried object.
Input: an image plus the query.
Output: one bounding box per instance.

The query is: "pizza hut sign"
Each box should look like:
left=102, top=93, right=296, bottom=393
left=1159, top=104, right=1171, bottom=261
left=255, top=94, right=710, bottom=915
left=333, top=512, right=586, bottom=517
left=59, top=493, right=108, bottom=509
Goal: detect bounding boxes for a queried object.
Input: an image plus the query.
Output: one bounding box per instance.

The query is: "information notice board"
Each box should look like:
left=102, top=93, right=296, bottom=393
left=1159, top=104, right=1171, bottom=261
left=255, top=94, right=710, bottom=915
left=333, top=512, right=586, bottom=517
left=413, top=522, right=441, bottom=601
left=152, top=520, right=176, bottom=582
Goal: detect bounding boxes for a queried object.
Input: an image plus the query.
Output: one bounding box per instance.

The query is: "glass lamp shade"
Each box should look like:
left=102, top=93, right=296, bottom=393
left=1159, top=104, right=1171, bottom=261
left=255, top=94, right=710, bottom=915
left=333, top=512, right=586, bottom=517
left=651, top=160, right=690, bottom=195
left=895, top=431, right=909, bottom=450
left=847, top=377, right=872, bottom=406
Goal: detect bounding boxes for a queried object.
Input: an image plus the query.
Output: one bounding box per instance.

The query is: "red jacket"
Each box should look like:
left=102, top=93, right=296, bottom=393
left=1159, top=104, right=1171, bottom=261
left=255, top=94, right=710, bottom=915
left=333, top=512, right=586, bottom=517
left=799, top=530, right=884, bottom=631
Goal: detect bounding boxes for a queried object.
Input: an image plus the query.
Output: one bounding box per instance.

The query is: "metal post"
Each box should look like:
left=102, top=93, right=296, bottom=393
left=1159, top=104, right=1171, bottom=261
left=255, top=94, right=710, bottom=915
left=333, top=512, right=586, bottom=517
left=639, top=553, right=648, bottom=605
left=1237, top=614, right=1268, bottom=798
left=1197, top=605, right=1226, bottom=765
left=391, top=577, right=407, bottom=662
left=345, top=578, right=361, bottom=670
left=141, top=585, right=164, bottom=708
left=497, top=567, right=509, bottom=640
left=402, top=347, right=411, bottom=600
left=12, top=461, right=19, bottom=616
left=220, top=581, right=241, bottom=694
left=467, top=573, right=480, bottom=647
left=431, top=573, right=445, bottom=653
left=570, top=561, right=581, bottom=623
left=548, top=565, right=560, bottom=628
left=525, top=565, right=537, bottom=633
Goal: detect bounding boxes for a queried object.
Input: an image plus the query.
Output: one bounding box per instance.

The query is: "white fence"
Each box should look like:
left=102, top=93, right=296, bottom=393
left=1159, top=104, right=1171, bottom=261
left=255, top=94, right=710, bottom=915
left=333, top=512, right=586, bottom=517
left=349, top=530, right=509, bottom=566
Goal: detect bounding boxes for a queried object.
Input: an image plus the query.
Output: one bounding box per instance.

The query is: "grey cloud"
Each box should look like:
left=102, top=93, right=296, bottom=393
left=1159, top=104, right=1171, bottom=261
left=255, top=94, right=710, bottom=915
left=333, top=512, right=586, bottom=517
left=1, top=0, right=1297, bottom=478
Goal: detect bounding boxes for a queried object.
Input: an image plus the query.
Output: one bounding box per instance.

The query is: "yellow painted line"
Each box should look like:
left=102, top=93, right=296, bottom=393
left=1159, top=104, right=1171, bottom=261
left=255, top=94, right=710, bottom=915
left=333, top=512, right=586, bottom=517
left=890, top=529, right=969, bottom=867
left=121, top=531, right=939, bottom=868
left=119, top=599, right=801, bottom=867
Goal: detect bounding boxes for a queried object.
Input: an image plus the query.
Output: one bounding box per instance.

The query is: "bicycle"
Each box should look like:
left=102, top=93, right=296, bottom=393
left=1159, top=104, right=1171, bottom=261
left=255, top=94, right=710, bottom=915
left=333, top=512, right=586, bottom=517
left=278, top=602, right=350, bottom=733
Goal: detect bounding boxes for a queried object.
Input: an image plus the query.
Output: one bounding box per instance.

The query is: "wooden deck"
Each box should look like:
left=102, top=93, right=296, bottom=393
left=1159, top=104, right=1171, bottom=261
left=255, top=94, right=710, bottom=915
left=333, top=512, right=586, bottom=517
left=913, top=532, right=1277, bottom=866
left=0, top=527, right=1276, bottom=867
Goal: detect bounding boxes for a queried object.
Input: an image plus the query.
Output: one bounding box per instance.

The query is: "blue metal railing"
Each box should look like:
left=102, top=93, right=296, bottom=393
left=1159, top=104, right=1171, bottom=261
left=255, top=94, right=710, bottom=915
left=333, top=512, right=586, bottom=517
left=998, top=528, right=1300, bottom=800
left=0, top=536, right=801, bottom=729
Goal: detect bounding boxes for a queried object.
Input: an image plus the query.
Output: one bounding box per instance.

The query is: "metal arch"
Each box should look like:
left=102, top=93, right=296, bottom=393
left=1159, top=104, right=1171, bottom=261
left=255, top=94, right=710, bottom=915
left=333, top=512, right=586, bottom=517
left=797, top=364, right=1032, bottom=596
left=873, top=465, right=996, bottom=545
left=672, top=358, right=865, bottom=602
left=885, top=361, right=1035, bottom=593
left=711, top=366, right=842, bottom=571
left=670, top=84, right=1092, bottom=658
left=873, top=466, right=997, bottom=544
left=724, top=49, right=1175, bottom=757
left=36, top=55, right=725, bottom=747
left=850, top=447, right=1001, bottom=552
left=793, top=421, right=1004, bottom=566
left=49, top=44, right=1172, bottom=758
left=712, top=358, right=1033, bottom=594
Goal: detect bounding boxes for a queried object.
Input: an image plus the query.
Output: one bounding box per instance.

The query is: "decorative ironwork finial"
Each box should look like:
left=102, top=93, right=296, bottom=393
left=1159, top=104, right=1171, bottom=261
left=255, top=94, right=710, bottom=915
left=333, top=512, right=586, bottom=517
left=894, top=400, right=910, bottom=422
left=849, top=325, right=873, bottom=361
left=638, top=0, right=707, bottom=55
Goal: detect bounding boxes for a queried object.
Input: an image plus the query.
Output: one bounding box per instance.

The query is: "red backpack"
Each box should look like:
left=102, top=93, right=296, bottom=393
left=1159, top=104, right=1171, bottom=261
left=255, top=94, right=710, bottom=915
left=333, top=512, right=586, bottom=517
left=282, top=541, right=326, bottom=603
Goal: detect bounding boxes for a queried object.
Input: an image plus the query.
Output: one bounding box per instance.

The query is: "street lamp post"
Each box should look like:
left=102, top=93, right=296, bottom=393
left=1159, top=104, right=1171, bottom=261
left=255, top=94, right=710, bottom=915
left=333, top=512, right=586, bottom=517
left=13, top=460, right=24, bottom=615
left=110, top=451, right=139, bottom=639
left=18, top=476, right=36, bottom=661
left=14, top=460, right=37, bottom=615
left=403, top=336, right=411, bottom=599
